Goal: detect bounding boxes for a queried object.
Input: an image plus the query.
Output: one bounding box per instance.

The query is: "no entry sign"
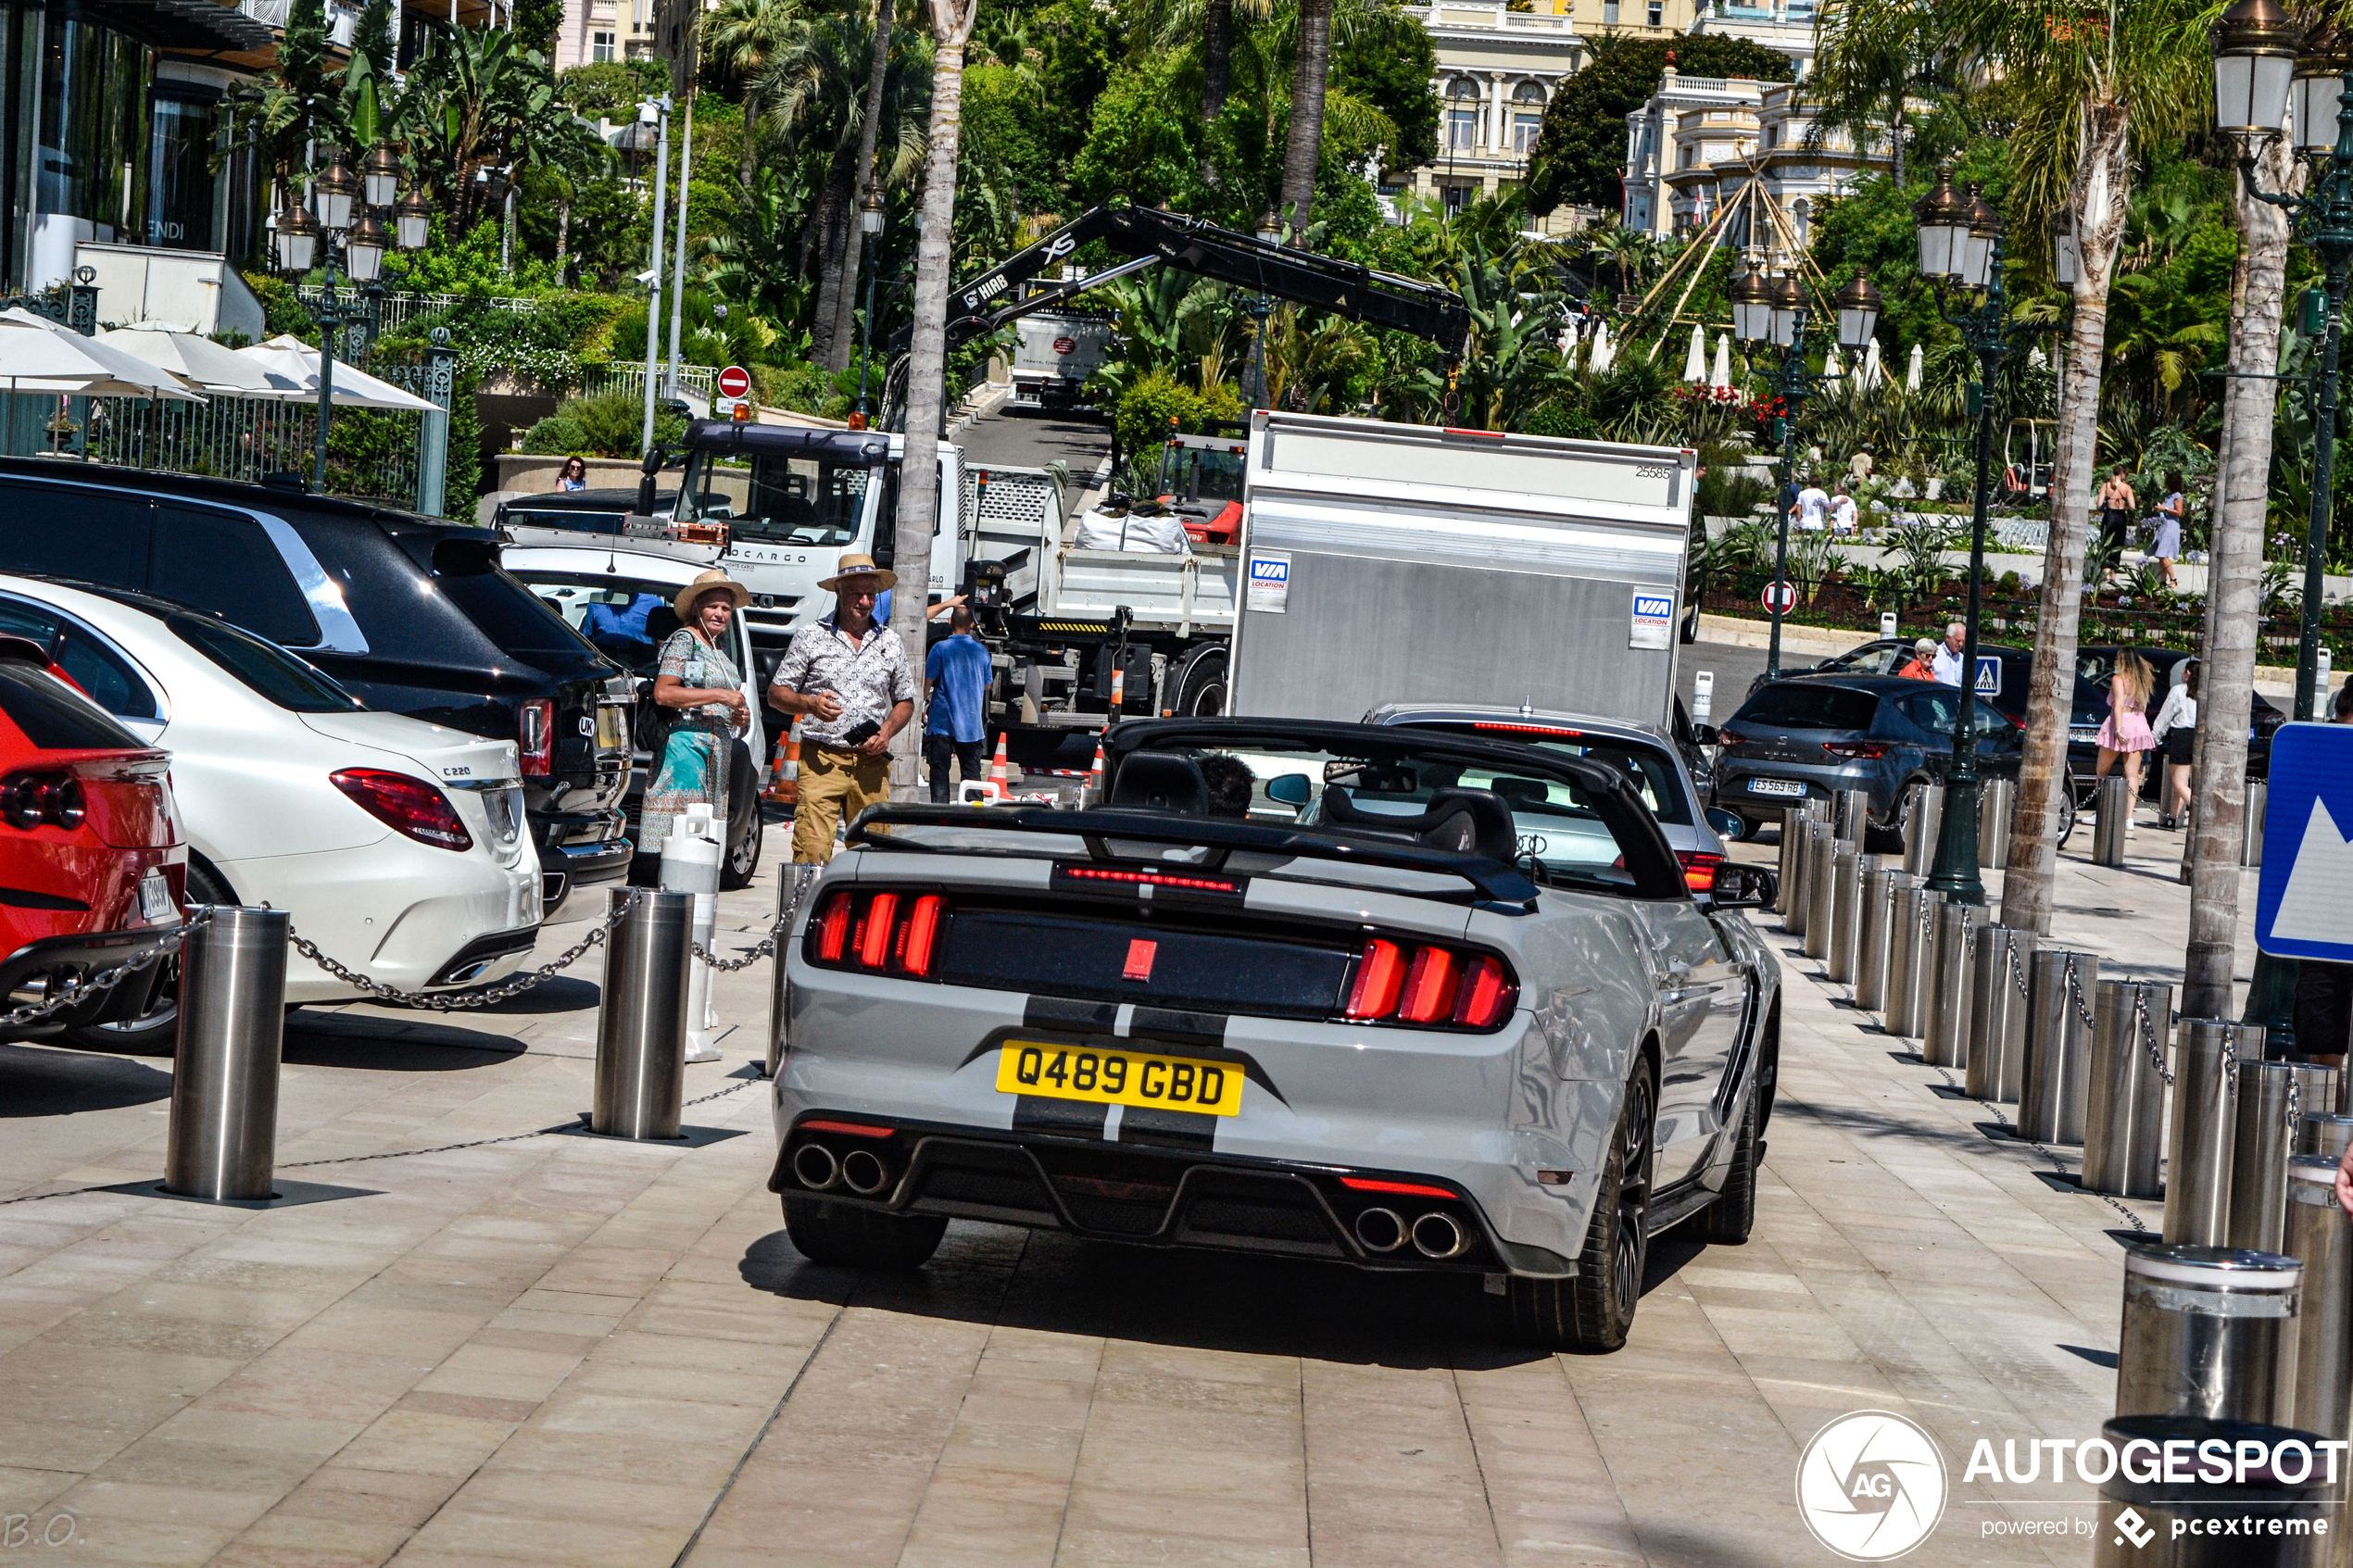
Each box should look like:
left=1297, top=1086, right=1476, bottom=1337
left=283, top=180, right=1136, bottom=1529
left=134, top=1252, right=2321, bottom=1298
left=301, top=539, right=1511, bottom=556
left=1761, top=580, right=1798, bottom=614
left=715, top=364, right=752, bottom=400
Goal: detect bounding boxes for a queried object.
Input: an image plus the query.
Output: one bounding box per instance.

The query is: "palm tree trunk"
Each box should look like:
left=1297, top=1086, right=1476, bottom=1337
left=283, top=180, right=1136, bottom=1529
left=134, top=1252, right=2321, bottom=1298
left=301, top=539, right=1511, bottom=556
left=556, top=197, right=571, bottom=286
left=1201, top=0, right=1233, bottom=183
left=1277, top=0, right=1334, bottom=237
left=890, top=0, right=978, bottom=797
left=808, top=147, right=855, bottom=366
left=741, top=88, right=761, bottom=190
left=1889, top=95, right=1905, bottom=187
left=2000, top=99, right=2130, bottom=936
left=2183, top=132, right=2299, bottom=1021
left=829, top=0, right=895, bottom=375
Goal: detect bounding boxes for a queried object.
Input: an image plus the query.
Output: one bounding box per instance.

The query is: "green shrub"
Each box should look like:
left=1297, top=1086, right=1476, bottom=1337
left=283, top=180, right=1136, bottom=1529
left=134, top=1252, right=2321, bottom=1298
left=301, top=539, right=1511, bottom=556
left=518, top=415, right=593, bottom=456
left=1114, top=370, right=1240, bottom=462
left=516, top=392, right=684, bottom=459
left=1522, top=398, right=1601, bottom=440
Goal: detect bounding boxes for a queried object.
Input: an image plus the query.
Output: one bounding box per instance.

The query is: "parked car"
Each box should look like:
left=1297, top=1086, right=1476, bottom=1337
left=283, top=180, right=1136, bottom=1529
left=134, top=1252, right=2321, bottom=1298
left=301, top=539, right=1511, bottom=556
left=0, top=459, right=634, bottom=917
left=1713, top=675, right=2064, bottom=849
left=502, top=544, right=768, bottom=887
left=1365, top=702, right=1740, bottom=890
left=0, top=636, right=188, bottom=1046
left=771, top=716, right=1781, bottom=1354
left=0, top=578, right=544, bottom=1043
left=1765, top=637, right=2034, bottom=720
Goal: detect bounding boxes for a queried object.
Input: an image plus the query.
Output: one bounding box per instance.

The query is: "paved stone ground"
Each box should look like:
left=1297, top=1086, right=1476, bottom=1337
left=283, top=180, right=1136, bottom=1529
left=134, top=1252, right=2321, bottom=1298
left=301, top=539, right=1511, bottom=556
left=0, top=812, right=2270, bottom=1566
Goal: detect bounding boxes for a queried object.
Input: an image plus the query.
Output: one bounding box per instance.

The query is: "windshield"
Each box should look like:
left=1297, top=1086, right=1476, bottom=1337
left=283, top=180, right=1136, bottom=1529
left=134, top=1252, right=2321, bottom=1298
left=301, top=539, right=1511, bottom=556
left=1159, top=444, right=1246, bottom=504
left=1894, top=688, right=2017, bottom=741
left=1395, top=722, right=1691, bottom=825
left=168, top=613, right=361, bottom=713
left=508, top=570, right=687, bottom=671
left=677, top=447, right=874, bottom=546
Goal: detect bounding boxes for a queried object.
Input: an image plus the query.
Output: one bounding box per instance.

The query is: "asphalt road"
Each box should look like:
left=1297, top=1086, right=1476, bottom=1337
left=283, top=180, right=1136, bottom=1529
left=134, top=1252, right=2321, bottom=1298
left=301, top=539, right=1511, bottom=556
left=955, top=402, right=1114, bottom=474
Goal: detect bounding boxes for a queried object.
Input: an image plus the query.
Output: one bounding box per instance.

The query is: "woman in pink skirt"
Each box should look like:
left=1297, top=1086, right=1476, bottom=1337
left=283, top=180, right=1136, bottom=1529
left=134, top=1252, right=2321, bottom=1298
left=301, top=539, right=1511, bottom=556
left=2095, top=650, right=2157, bottom=832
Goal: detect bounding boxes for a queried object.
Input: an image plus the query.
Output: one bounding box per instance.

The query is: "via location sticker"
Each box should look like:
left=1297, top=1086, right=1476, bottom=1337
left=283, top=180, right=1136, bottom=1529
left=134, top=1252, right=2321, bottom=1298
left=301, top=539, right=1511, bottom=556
left=1246, top=551, right=1291, bottom=613
left=2258, top=721, right=2353, bottom=959
left=1629, top=590, right=1674, bottom=650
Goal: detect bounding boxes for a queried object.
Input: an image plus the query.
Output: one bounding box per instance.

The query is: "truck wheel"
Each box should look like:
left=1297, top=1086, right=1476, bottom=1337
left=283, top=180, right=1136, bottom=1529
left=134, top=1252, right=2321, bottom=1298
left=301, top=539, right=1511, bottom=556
left=1171, top=645, right=1228, bottom=717
left=1502, top=1055, right=1654, bottom=1353
left=782, top=1196, right=947, bottom=1270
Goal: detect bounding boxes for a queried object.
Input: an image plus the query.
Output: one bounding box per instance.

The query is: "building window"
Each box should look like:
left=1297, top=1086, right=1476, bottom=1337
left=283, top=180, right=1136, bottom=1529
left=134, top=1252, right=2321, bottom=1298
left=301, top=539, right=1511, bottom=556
left=1603, top=0, right=1621, bottom=20
left=1647, top=0, right=1664, bottom=23
left=147, top=91, right=220, bottom=251
left=592, top=30, right=616, bottom=62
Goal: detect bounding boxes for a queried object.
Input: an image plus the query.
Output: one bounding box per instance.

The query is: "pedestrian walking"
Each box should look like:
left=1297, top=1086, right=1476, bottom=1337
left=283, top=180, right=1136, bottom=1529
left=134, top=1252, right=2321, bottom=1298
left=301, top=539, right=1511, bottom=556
left=925, top=606, right=993, bottom=804
left=2094, top=649, right=2156, bottom=833
left=1897, top=637, right=1939, bottom=680
left=1930, top=621, right=1967, bottom=686
left=2149, top=659, right=2197, bottom=830
left=2152, top=470, right=2184, bottom=587
left=2095, top=465, right=2135, bottom=565
left=557, top=455, right=588, bottom=493
left=1831, top=482, right=1858, bottom=536
left=769, top=552, right=916, bottom=863
left=640, top=569, right=751, bottom=848
left=1793, top=474, right=1830, bottom=532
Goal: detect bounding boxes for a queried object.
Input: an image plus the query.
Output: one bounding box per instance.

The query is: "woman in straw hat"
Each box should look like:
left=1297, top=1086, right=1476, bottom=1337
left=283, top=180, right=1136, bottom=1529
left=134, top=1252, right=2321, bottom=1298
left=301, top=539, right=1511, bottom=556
left=642, top=569, right=752, bottom=848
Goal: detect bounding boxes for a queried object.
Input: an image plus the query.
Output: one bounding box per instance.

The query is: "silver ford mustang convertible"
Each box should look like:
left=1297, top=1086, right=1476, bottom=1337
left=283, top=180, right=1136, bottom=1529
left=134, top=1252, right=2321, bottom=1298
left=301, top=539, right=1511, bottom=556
left=768, top=718, right=1782, bottom=1352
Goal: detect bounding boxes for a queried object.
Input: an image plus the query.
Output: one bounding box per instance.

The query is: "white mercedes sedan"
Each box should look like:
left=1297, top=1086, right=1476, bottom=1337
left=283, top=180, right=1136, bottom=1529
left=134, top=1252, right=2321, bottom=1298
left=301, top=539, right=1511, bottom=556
left=0, top=574, right=543, bottom=1047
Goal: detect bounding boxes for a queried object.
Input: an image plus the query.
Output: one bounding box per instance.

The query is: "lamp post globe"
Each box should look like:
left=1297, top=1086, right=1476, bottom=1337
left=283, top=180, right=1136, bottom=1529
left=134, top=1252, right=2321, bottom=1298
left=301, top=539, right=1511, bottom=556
left=1767, top=273, right=1804, bottom=348
left=2213, top=0, right=2302, bottom=136
left=1833, top=273, right=1882, bottom=351
left=361, top=143, right=402, bottom=210
left=1913, top=163, right=1970, bottom=281
left=396, top=191, right=432, bottom=251
left=2292, top=47, right=2349, bottom=150
left=1730, top=265, right=1771, bottom=343
left=273, top=203, right=319, bottom=274
left=314, top=152, right=358, bottom=232
left=345, top=213, right=389, bottom=283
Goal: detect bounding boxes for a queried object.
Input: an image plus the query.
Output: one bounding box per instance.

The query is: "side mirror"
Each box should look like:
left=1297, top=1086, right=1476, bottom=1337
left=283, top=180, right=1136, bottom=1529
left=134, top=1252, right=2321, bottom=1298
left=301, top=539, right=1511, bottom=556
left=1692, top=724, right=1720, bottom=747
left=1708, top=861, right=1776, bottom=909
left=1705, top=807, right=1744, bottom=839
left=1265, top=772, right=1313, bottom=807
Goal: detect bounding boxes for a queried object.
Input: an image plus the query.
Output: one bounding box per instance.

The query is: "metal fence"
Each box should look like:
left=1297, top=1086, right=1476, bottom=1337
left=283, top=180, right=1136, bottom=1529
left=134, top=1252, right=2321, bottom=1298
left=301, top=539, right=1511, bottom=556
left=294, top=284, right=557, bottom=333
left=82, top=393, right=427, bottom=508
left=585, top=362, right=720, bottom=405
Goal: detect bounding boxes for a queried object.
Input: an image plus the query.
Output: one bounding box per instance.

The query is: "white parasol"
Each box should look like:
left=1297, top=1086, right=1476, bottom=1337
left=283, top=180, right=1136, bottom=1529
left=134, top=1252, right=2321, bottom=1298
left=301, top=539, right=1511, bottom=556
left=96, top=323, right=283, bottom=397
left=0, top=308, right=205, bottom=399
left=233, top=334, right=440, bottom=411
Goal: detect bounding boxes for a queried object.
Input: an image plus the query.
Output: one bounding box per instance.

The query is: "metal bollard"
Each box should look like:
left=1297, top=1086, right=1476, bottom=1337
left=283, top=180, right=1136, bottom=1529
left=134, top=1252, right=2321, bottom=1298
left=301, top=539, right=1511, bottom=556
left=164, top=906, right=290, bottom=1202
left=1780, top=803, right=1818, bottom=931
left=1966, top=925, right=2035, bottom=1103
left=2284, top=1156, right=2353, bottom=1440
left=2095, top=1415, right=2334, bottom=1568
left=1855, top=867, right=1906, bottom=1012
left=2246, top=778, right=2269, bottom=869
left=659, top=805, right=724, bottom=1064
left=2115, top=1243, right=2303, bottom=1424
left=2094, top=773, right=2133, bottom=867
left=2231, top=1062, right=2335, bottom=1254
left=2021, top=948, right=2101, bottom=1145
left=1901, top=784, right=1945, bottom=877
left=592, top=886, right=693, bottom=1140
left=1921, top=900, right=1979, bottom=1069
left=2082, top=979, right=2175, bottom=1199
left=1826, top=849, right=1872, bottom=985
left=1977, top=775, right=2015, bottom=869
left=1801, top=821, right=1839, bottom=960
left=1883, top=884, right=1943, bottom=1040
left=2167, top=1021, right=2261, bottom=1246
left=1832, top=786, right=1872, bottom=845
left=766, top=863, right=816, bottom=1081
left=2297, top=1112, right=2353, bottom=1160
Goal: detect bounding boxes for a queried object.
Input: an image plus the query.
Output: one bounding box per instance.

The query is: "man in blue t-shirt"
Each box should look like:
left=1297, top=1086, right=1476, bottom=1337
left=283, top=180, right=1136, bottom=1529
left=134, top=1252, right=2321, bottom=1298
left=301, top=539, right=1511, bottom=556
left=925, top=606, right=994, bottom=802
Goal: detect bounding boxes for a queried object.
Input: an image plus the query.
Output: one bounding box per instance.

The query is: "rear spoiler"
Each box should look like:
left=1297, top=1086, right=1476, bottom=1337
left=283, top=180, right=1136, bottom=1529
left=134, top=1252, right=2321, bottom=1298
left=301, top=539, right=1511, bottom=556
left=846, top=804, right=1541, bottom=907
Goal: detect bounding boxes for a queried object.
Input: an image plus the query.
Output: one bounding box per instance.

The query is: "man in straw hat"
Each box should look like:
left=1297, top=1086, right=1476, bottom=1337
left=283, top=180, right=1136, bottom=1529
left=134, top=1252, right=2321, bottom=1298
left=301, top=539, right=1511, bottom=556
left=770, top=551, right=915, bottom=863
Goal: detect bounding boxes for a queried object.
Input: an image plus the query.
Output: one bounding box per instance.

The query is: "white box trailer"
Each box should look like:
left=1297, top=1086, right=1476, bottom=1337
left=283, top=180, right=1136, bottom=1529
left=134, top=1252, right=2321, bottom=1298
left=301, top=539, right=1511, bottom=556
left=1010, top=314, right=1113, bottom=408
left=1227, top=411, right=1695, bottom=729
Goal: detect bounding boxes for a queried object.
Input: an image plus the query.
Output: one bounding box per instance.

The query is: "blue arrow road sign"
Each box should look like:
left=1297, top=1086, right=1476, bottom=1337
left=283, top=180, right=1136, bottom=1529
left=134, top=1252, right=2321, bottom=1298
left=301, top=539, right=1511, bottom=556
left=2257, top=722, right=2353, bottom=960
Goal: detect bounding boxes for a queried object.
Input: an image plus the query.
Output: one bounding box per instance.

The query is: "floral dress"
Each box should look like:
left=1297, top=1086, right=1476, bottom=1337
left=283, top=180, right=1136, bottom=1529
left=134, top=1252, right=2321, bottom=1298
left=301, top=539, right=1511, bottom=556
left=640, top=627, right=740, bottom=849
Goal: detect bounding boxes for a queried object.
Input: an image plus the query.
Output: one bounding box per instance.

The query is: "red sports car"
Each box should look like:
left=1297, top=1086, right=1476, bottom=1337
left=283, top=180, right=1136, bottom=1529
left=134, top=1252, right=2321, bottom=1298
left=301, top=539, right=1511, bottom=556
left=0, top=635, right=187, bottom=1042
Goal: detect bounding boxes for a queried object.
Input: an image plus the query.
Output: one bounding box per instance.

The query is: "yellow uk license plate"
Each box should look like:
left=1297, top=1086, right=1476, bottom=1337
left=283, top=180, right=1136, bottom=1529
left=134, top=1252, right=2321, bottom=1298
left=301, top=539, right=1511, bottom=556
left=993, top=1040, right=1245, bottom=1117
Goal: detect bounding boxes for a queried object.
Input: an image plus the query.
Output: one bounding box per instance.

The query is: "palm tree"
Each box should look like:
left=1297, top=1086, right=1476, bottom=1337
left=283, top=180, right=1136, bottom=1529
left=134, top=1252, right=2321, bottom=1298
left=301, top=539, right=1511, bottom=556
left=708, top=0, right=803, bottom=189
left=1890, top=0, right=2215, bottom=939
left=889, top=0, right=980, bottom=796
left=1277, top=0, right=1335, bottom=236
left=761, top=10, right=879, bottom=365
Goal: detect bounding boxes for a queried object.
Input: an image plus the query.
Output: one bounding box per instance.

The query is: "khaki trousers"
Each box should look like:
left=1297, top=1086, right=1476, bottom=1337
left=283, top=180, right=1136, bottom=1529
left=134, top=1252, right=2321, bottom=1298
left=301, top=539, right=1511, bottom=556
left=792, top=744, right=891, bottom=863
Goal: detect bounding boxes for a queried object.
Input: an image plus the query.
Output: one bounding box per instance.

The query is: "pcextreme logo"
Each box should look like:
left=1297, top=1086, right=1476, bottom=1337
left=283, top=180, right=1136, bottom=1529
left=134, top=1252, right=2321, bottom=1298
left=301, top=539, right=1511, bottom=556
left=1795, top=1411, right=1950, bottom=1561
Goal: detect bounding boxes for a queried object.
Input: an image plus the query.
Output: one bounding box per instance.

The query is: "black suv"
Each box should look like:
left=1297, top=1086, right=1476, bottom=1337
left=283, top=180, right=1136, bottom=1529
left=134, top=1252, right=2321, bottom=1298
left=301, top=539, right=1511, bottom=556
left=0, top=459, right=634, bottom=915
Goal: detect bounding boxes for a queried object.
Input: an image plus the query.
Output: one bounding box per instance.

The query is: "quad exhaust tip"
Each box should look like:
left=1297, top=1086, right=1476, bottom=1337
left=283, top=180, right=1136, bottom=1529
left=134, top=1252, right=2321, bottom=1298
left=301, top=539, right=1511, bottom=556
left=1353, top=1207, right=1406, bottom=1253
left=839, top=1148, right=890, bottom=1196
left=791, top=1142, right=840, bottom=1191
left=1411, top=1211, right=1466, bottom=1259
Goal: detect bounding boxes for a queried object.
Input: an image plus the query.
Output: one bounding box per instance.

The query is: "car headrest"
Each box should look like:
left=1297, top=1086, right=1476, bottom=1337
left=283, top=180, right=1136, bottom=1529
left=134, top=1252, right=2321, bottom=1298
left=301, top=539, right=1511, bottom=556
left=644, top=606, right=684, bottom=644
left=1320, top=786, right=1518, bottom=863
left=1110, top=751, right=1208, bottom=815
left=0, top=634, right=51, bottom=669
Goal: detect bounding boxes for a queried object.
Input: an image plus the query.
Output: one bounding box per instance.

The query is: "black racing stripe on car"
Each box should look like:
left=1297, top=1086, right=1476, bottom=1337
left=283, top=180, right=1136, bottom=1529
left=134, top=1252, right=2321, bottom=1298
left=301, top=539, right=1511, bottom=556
left=1117, top=1106, right=1217, bottom=1153
left=1024, top=996, right=1119, bottom=1035
left=1126, top=1008, right=1227, bottom=1047
left=1012, top=1095, right=1112, bottom=1138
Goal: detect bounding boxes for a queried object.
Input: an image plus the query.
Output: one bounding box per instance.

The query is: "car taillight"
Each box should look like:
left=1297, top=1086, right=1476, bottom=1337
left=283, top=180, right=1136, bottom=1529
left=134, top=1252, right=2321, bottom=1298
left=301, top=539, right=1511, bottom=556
left=330, top=769, right=473, bottom=851
left=0, top=773, right=83, bottom=831
left=519, top=698, right=555, bottom=776
left=808, top=890, right=948, bottom=977
left=1676, top=849, right=1725, bottom=893
left=1345, top=937, right=1516, bottom=1030
left=1823, top=741, right=1886, bottom=759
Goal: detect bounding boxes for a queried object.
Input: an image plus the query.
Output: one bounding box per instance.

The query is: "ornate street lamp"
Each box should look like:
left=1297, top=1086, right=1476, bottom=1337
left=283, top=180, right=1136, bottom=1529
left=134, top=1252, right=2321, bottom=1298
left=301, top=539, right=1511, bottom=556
left=852, top=188, right=887, bottom=428
left=361, top=143, right=403, bottom=209
left=2215, top=0, right=2301, bottom=136
left=1913, top=159, right=2026, bottom=904
left=1766, top=272, right=1804, bottom=347
left=1730, top=266, right=1771, bottom=343
left=271, top=201, right=319, bottom=274
left=396, top=189, right=433, bottom=252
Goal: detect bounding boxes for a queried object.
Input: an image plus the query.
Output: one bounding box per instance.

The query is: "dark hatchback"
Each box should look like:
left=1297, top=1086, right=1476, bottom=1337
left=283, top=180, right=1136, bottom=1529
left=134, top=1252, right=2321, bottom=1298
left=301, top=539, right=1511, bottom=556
left=1713, top=676, right=2035, bottom=847
left=0, top=459, right=635, bottom=915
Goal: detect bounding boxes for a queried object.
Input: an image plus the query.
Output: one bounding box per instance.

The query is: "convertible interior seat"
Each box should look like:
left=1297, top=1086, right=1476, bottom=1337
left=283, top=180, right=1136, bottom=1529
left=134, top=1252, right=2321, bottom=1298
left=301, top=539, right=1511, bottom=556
left=1320, top=786, right=1517, bottom=862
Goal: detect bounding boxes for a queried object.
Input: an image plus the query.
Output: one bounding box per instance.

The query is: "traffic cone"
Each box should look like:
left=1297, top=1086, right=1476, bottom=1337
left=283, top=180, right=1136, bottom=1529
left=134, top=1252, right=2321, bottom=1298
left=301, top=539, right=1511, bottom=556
left=1085, top=739, right=1105, bottom=805
left=982, top=733, right=1011, bottom=803
left=762, top=719, right=801, bottom=807
left=1109, top=663, right=1126, bottom=722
